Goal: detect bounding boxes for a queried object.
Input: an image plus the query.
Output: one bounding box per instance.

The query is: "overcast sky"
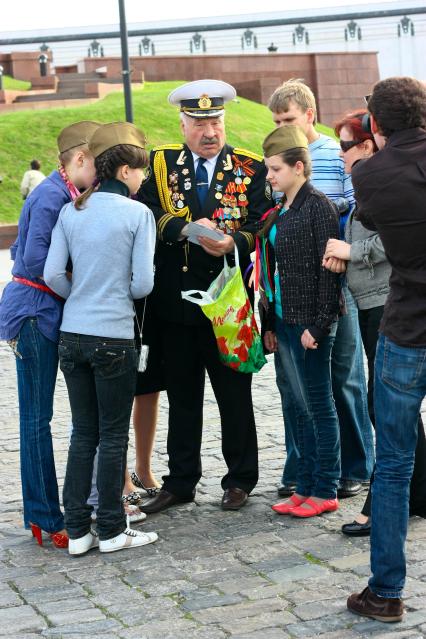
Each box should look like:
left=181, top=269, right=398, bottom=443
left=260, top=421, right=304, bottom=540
left=2, top=0, right=397, bottom=32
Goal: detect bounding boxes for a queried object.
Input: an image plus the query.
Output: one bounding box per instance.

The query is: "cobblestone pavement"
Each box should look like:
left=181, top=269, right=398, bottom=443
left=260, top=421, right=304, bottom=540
left=1, top=329, right=426, bottom=638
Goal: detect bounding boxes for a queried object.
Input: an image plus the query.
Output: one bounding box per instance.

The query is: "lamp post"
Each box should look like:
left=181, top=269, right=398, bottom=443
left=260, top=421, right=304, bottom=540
left=118, top=0, right=133, bottom=123
left=0, top=65, right=3, bottom=90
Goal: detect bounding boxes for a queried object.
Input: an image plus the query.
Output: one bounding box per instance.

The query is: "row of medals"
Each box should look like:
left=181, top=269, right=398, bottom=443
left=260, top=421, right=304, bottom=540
left=168, top=166, right=252, bottom=232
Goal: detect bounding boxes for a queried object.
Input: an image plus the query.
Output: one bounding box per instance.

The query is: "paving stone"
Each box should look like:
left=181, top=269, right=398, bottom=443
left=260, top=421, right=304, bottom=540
left=191, top=597, right=290, bottom=624
left=41, top=619, right=123, bottom=636
left=0, top=584, right=22, bottom=607
left=286, top=611, right=363, bottom=637
left=329, top=551, right=371, bottom=570
left=219, top=610, right=298, bottom=635
left=181, top=592, right=243, bottom=611
left=0, top=605, right=47, bottom=634
left=266, top=563, right=330, bottom=584
left=215, top=576, right=273, bottom=595
left=229, top=629, right=291, bottom=639
left=44, top=607, right=107, bottom=627
left=107, top=596, right=182, bottom=625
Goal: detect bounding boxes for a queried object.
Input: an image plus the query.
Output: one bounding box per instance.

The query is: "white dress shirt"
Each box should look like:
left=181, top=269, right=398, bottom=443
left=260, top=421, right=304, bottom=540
left=191, top=152, right=220, bottom=187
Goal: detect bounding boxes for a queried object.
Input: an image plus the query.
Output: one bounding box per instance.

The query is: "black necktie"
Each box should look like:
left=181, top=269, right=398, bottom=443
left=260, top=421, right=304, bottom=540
left=196, top=157, right=209, bottom=207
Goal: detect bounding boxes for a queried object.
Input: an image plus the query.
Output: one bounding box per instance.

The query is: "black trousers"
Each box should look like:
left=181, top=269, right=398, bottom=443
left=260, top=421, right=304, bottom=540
left=161, top=321, right=258, bottom=498
left=357, top=307, right=426, bottom=518
left=59, top=332, right=137, bottom=540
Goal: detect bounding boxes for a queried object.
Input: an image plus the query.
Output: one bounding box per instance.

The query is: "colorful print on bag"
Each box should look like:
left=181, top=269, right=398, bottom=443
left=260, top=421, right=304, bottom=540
left=181, top=248, right=266, bottom=374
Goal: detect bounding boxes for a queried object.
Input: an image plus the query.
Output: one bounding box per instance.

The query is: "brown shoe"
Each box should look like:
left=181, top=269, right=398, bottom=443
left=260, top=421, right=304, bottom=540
left=221, top=487, right=248, bottom=511
left=347, top=587, right=404, bottom=622
left=139, top=489, right=194, bottom=514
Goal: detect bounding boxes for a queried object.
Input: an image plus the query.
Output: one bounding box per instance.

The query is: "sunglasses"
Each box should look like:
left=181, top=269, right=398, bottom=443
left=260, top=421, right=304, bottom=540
left=340, top=139, right=362, bottom=153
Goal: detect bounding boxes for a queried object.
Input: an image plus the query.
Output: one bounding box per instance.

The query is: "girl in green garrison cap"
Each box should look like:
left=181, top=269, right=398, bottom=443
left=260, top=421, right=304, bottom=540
left=44, top=123, right=159, bottom=556
left=256, top=124, right=342, bottom=519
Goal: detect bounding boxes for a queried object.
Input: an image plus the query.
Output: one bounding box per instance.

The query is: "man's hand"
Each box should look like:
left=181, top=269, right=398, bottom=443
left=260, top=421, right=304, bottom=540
left=301, top=329, right=318, bottom=350
left=264, top=331, right=277, bottom=353
left=193, top=218, right=218, bottom=230
left=322, top=256, right=347, bottom=273
left=198, top=233, right=235, bottom=256
left=323, top=239, right=351, bottom=261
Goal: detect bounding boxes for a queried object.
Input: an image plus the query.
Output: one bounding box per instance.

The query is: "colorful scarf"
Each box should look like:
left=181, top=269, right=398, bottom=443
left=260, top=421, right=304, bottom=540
left=58, top=164, right=81, bottom=201
left=254, top=204, right=282, bottom=303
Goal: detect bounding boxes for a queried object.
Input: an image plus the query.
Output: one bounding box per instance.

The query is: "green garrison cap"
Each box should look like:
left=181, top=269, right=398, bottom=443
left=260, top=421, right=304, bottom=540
left=88, top=122, right=147, bottom=158
left=262, top=125, right=308, bottom=157
left=57, top=121, right=101, bottom=153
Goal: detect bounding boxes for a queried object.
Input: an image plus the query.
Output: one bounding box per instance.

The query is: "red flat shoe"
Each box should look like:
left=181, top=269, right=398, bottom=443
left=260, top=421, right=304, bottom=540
left=291, top=497, right=339, bottom=518
left=271, top=494, right=307, bottom=515
left=30, top=523, right=69, bottom=549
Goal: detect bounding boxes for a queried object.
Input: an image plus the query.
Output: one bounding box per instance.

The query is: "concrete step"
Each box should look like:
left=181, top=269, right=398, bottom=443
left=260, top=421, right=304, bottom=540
left=14, top=92, right=87, bottom=103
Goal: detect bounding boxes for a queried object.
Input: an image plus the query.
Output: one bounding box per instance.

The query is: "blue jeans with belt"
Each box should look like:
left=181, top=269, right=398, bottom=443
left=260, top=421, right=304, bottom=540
left=369, top=334, right=426, bottom=598
left=275, top=319, right=340, bottom=498
left=15, top=318, right=64, bottom=533
left=59, top=332, right=138, bottom=541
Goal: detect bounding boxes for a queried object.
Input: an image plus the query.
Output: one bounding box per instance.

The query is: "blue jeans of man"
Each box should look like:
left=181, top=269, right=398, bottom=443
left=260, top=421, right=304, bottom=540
left=369, top=334, right=426, bottom=598
left=277, top=285, right=374, bottom=485
left=59, top=332, right=137, bottom=541
left=15, top=318, right=64, bottom=533
left=275, top=319, right=340, bottom=498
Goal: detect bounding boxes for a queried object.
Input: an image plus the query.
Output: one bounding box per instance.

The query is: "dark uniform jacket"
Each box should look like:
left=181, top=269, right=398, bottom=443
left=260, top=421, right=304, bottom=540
left=352, top=127, right=426, bottom=347
left=139, top=143, right=270, bottom=325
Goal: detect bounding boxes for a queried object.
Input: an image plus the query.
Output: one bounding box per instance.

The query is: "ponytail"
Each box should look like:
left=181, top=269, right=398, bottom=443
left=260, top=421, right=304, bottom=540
left=74, top=185, right=96, bottom=210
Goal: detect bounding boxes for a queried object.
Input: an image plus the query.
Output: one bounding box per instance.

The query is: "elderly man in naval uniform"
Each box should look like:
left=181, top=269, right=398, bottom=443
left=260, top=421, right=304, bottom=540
left=138, top=79, right=271, bottom=513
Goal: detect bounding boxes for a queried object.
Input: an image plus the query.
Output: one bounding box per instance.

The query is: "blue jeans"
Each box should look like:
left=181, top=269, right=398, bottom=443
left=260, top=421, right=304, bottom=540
left=332, top=286, right=374, bottom=481
left=277, top=286, right=374, bottom=484
left=276, top=320, right=340, bottom=498
left=369, top=334, right=426, bottom=598
left=59, top=332, right=138, bottom=540
left=15, top=318, right=64, bottom=533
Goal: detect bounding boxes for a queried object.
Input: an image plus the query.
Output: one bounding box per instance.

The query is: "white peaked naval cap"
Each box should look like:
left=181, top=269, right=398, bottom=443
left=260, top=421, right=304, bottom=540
left=168, top=79, right=237, bottom=118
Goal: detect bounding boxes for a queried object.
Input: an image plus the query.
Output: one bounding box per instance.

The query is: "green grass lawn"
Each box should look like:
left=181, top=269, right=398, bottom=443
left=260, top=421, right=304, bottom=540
left=3, top=75, right=31, bottom=91
left=0, top=81, right=333, bottom=224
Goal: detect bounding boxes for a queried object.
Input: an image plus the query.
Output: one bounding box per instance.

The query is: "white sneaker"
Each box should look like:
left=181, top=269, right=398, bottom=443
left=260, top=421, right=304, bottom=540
left=69, top=529, right=99, bottom=556
left=125, top=505, right=147, bottom=524
left=99, top=527, right=158, bottom=553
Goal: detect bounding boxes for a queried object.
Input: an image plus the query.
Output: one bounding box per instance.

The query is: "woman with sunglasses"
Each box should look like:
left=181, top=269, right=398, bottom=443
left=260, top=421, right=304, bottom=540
left=323, top=109, right=426, bottom=536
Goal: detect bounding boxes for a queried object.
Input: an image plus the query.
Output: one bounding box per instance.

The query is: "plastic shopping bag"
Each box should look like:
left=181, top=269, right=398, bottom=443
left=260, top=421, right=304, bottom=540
left=182, top=247, right=266, bottom=374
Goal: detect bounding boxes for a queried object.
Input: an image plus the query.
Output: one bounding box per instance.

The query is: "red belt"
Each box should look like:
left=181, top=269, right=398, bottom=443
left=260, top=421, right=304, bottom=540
left=12, top=276, right=64, bottom=302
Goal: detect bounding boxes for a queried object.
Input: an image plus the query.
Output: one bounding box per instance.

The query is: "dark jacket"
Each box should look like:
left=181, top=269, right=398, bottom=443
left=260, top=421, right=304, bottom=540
left=352, top=128, right=426, bottom=347
left=139, top=143, right=270, bottom=326
left=263, top=182, right=340, bottom=341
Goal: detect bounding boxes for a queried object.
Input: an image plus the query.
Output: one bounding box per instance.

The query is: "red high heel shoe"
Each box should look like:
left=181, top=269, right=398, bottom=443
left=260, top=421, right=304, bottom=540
left=30, top=523, right=69, bottom=549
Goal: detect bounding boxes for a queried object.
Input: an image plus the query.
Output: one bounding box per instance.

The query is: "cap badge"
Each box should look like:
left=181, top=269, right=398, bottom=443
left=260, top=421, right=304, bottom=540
left=198, top=94, right=212, bottom=110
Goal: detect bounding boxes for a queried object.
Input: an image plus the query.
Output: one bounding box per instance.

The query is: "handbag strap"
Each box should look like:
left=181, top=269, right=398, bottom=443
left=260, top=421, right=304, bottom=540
left=181, top=290, right=214, bottom=306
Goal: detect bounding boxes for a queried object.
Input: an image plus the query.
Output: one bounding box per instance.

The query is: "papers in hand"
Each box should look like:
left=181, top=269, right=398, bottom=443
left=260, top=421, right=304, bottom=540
left=182, top=222, right=224, bottom=246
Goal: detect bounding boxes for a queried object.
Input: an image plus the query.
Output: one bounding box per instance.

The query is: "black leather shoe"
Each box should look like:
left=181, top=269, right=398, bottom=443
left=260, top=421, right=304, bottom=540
left=341, top=518, right=371, bottom=537
left=139, top=489, right=194, bottom=514
left=347, top=586, right=404, bottom=622
left=337, top=480, right=363, bottom=498
left=222, top=487, right=248, bottom=510
left=277, top=483, right=297, bottom=497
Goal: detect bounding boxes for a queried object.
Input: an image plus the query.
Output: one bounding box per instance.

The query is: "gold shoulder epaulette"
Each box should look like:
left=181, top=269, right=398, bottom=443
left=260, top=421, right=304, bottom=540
left=153, top=144, right=184, bottom=151
left=233, top=147, right=263, bottom=162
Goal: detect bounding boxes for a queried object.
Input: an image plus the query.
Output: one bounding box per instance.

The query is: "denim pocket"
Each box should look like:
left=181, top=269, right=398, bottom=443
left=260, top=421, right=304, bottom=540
left=382, top=338, right=425, bottom=391
left=58, top=343, right=75, bottom=375
left=93, top=346, right=137, bottom=379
